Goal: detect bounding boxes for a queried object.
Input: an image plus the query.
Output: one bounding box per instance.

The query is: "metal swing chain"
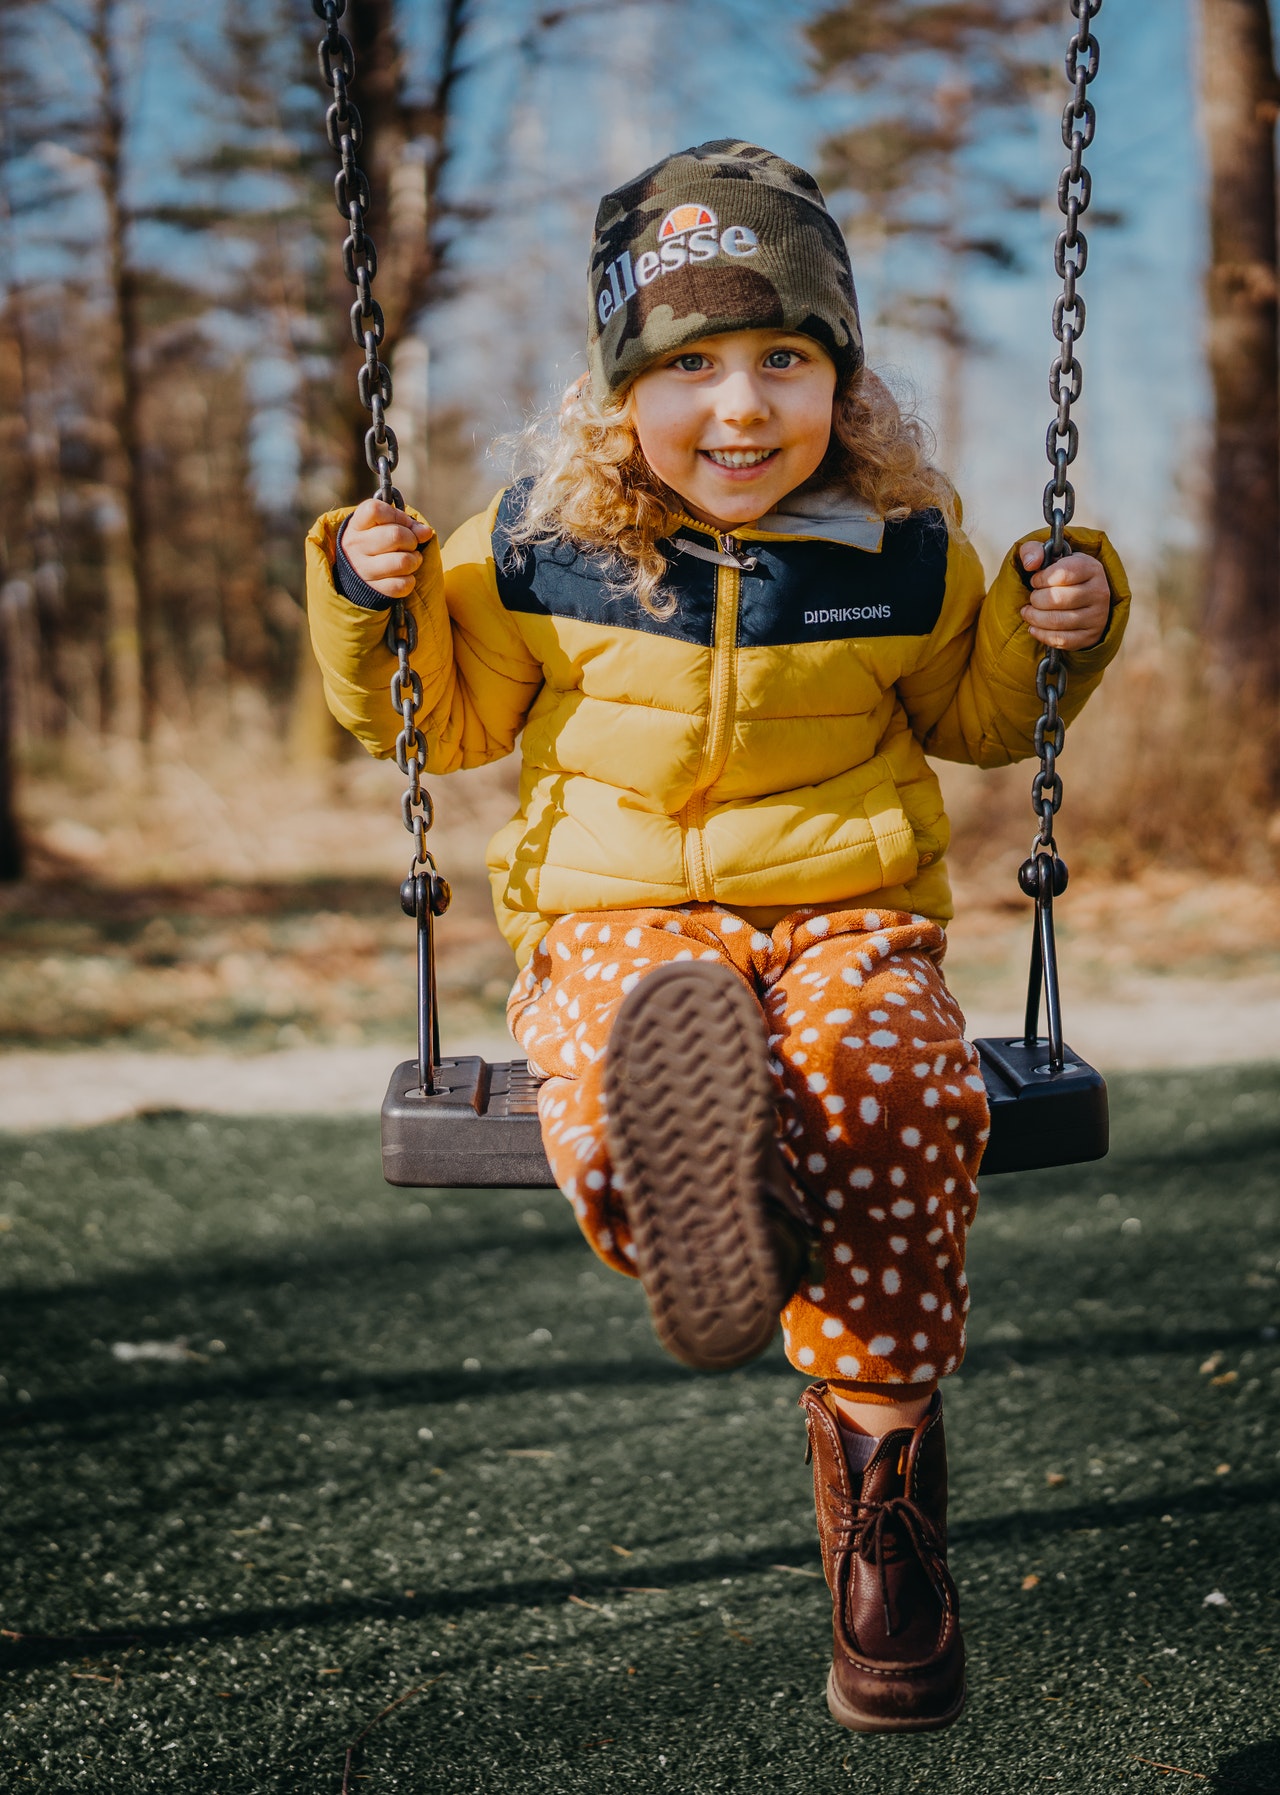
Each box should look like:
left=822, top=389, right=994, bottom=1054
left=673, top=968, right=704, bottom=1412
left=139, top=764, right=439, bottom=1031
left=313, top=0, right=448, bottom=1093
left=1020, top=0, right=1102, bottom=1069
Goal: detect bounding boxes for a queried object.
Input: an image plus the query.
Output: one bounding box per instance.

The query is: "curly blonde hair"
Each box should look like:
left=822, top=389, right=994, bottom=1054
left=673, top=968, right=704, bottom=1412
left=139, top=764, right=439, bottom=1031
left=508, top=366, right=957, bottom=620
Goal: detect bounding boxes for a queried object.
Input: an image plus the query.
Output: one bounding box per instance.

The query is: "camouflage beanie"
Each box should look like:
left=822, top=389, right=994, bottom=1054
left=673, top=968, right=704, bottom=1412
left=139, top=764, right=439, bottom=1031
left=587, top=139, right=863, bottom=401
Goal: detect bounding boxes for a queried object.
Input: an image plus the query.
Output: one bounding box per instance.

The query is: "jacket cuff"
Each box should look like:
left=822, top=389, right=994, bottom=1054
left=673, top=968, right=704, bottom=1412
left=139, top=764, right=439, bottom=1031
left=334, top=516, right=394, bottom=612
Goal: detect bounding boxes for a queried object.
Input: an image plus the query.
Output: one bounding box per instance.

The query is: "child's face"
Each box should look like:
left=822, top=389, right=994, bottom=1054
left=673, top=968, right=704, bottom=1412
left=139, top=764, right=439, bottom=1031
left=629, top=328, right=837, bottom=530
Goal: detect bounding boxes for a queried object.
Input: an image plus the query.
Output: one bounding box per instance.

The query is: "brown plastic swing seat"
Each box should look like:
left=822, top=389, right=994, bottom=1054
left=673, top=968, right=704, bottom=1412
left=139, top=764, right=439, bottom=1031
left=379, top=1036, right=1107, bottom=1189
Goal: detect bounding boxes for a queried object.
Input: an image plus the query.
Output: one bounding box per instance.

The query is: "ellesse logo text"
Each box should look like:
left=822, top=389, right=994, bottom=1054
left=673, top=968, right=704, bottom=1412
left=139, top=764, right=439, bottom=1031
left=597, top=205, right=760, bottom=326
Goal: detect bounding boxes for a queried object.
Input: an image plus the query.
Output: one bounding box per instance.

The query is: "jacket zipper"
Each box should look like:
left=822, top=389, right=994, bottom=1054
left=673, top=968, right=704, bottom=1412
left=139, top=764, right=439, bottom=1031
left=683, top=531, right=748, bottom=900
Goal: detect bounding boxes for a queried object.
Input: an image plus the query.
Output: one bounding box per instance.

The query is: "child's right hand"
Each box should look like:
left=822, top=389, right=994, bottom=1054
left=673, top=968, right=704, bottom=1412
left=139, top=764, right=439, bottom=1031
left=342, top=498, right=434, bottom=599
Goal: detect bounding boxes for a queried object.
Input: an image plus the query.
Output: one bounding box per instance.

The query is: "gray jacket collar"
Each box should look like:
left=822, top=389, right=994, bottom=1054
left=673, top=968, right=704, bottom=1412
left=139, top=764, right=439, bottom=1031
left=751, top=486, right=885, bottom=553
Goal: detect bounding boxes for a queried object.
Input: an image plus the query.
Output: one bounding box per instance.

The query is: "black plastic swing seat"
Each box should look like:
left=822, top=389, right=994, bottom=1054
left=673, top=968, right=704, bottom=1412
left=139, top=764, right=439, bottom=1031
left=380, top=1037, right=1107, bottom=1189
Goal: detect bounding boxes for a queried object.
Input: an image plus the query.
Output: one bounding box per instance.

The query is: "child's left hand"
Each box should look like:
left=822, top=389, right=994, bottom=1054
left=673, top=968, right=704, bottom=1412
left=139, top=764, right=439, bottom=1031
left=1018, top=541, right=1111, bottom=650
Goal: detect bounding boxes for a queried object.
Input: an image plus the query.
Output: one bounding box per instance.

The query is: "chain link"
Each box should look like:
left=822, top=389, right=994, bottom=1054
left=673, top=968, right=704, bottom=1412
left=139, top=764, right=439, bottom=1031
left=312, top=0, right=435, bottom=879
left=1031, top=0, right=1102, bottom=855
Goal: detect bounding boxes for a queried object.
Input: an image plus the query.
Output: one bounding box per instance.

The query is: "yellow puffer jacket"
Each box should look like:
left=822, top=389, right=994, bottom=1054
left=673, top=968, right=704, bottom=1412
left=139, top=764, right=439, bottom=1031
left=305, top=486, right=1129, bottom=967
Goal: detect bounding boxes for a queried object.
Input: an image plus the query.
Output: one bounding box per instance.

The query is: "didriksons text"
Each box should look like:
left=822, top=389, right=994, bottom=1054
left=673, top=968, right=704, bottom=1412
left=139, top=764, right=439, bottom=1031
left=804, top=606, right=892, bottom=625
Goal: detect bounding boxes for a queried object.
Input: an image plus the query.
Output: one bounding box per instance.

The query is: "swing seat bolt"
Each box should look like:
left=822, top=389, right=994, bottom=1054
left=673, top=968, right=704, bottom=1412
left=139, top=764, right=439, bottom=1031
left=400, top=875, right=418, bottom=917
left=430, top=874, right=452, bottom=917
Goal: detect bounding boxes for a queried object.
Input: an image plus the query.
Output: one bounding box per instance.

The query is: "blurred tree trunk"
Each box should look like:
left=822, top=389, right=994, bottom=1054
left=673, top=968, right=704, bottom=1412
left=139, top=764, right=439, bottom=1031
left=0, top=123, right=27, bottom=878
left=0, top=323, right=24, bottom=881
left=807, top=0, right=1058, bottom=468
left=1201, top=0, right=1280, bottom=712
left=90, top=0, right=147, bottom=749
left=0, top=602, right=20, bottom=880
left=287, top=630, right=350, bottom=766
left=297, top=0, right=470, bottom=766
left=336, top=0, right=466, bottom=508
left=0, top=298, right=37, bottom=879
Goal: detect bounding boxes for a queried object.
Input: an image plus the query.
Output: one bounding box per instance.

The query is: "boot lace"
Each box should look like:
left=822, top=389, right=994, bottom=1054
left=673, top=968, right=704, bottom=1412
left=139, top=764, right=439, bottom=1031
left=829, top=1482, right=944, bottom=1639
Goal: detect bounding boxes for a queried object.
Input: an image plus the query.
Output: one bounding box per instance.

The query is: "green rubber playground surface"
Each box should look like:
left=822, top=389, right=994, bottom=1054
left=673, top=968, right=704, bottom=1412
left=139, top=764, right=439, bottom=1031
left=2, top=1065, right=1278, bottom=1792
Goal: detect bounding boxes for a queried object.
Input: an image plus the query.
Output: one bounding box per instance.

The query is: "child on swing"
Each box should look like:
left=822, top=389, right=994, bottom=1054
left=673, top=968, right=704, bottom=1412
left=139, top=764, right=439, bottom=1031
left=306, top=140, right=1128, bottom=1733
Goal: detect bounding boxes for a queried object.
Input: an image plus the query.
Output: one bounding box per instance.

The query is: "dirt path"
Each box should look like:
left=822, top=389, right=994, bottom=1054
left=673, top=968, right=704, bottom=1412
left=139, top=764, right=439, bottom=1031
left=2, top=973, right=1276, bottom=1131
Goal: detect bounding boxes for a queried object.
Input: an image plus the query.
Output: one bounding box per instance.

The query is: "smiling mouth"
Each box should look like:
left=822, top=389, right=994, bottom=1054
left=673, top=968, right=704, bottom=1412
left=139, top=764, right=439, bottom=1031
left=700, top=447, right=780, bottom=469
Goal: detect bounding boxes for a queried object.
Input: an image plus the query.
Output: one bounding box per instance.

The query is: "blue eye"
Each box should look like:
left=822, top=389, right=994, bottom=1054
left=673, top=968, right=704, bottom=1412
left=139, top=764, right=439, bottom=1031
left=765, top=349, right=801, bottom=369
left=674, top=353, right=707, bottom=371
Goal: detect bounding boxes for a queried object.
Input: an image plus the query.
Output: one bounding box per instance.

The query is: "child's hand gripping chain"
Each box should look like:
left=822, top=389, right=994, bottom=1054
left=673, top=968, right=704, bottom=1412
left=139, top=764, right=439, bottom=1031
left=342, top=499, right=433, bottom=600
left=1018, top=540, right=1110, bottom=649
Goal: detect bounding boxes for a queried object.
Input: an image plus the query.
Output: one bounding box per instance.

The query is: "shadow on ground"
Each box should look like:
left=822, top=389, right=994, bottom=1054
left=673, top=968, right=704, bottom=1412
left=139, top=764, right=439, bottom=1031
left=1, top=1063, right=1278, bottom=1792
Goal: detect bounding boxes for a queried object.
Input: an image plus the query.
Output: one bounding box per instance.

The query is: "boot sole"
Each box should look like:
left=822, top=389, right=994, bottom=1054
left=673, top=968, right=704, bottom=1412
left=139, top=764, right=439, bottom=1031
left=825, top=1664, right=967, bottom=1733
left=603, top=961, right=787, bottom=1372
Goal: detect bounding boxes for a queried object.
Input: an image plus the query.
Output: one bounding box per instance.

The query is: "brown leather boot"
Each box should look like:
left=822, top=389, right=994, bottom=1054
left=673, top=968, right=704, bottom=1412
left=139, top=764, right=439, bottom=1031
left=604, top=961, right=814, bottom=1371
left=800, top=1382, right=965, bottom=1732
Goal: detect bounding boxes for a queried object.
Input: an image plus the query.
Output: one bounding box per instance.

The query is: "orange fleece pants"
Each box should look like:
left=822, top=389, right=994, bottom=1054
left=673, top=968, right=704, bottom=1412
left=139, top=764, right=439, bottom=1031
left=507, top=904, right=987, bottom=1387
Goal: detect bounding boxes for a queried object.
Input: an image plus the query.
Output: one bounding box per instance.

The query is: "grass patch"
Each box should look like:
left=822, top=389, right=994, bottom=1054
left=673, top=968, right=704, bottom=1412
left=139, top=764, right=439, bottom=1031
left=2, top=1065, right=1278, bottom=1791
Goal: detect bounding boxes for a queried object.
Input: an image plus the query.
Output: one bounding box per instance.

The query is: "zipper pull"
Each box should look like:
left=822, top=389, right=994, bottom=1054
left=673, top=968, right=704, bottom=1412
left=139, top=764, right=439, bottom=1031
left=721, top=534, right=758, bottom=572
